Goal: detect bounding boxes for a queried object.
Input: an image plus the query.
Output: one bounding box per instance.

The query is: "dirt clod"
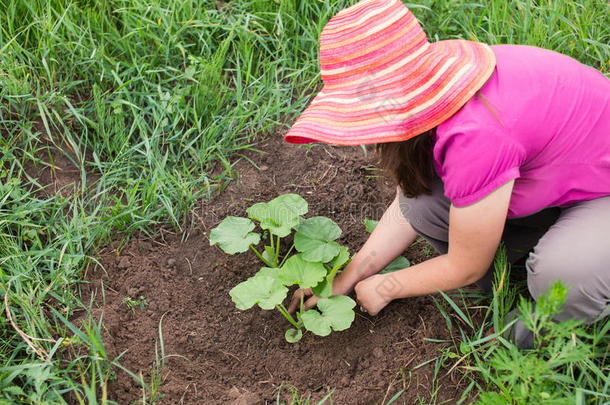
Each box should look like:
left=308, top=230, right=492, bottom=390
left=118, top=257, right=130, bottom=269
left=229, top=390, right=262, bottom=405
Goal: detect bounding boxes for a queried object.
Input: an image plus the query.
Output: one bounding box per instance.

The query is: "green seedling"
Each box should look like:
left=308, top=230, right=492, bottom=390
left=210, top=193, right=356, bottom=342
left=122, top=296, right=148, bottom=313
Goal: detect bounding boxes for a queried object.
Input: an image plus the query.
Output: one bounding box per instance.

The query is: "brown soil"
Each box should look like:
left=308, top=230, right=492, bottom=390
left=22, top=120, right=99, bottom=197
left=24, top=147, right=83, bottom=196
left=80, top=135, right=468, bottom=405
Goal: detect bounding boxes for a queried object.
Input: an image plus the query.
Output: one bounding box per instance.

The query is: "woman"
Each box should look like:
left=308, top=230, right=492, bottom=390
left=284, top=0, right=610, bottom=348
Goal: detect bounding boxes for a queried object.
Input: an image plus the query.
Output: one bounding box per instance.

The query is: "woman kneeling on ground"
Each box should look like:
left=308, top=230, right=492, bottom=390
left=284, top=0, right=610, bottom=348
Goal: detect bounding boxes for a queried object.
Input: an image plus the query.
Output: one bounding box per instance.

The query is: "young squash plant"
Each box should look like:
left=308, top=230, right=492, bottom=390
left=210, top=193, right=356, bottom=343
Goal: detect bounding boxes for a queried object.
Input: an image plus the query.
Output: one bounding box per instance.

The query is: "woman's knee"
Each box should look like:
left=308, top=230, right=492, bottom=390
left=527, top=248, right=610, bottom=322
left=527, top=197, right=610, bottom=322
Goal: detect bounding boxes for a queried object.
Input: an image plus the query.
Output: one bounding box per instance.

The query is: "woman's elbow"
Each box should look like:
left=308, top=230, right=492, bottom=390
left=444, top=254, right=493, bottom=288
left=463, top=268, right=488, bottom=286
left=448, top=259, right=489, bottom=286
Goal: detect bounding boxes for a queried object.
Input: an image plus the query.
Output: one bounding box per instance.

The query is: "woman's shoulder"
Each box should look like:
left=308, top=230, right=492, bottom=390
left=491, top=44, right=566, bottom=58
left=490, top=44, right=597, bottom=75
left=436, top=91, right=508, bottom=141
left=491, top=44, right=608, bottom=93
left=438, top=43, right=605, bottom=139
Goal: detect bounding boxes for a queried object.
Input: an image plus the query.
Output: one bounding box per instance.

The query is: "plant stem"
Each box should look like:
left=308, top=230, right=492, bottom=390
left=276, top=304, right=300, bottom=329
left=324, top=258, right=351, bottom=286
left=279, top=244, right=295, bottom=267
left=274, top=234, right=280, bottom=265
left=249, top=245, right=274, bottom=267
left=326, top=263, right=342, bottom=284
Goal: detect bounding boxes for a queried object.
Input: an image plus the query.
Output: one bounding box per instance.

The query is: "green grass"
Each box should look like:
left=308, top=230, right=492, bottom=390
left=0, top=0, right=608, bottom=403
left=433, top=250, right=610, bottom=404
left=1, top=0, right=353, bottom=402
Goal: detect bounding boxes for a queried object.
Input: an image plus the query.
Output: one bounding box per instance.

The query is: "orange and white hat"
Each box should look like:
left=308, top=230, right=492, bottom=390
left=284, top=0, right=496, bottom=145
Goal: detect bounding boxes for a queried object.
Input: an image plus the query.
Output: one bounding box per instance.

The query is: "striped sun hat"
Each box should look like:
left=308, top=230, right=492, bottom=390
left=284, top=0, right=496, bottom=145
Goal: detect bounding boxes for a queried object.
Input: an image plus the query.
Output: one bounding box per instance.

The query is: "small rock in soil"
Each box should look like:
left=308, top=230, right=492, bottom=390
left=227, top=387, right=241, bottom=399
left=230, top=390, right=261, bottom=405
left=127, top=287, right=139, bottom=296
left=117, top=257, right=130, bottom=269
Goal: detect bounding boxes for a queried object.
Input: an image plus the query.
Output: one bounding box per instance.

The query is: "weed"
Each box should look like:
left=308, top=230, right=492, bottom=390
left=122, top=296, right=148, bottom=314
left=436, top=249, right=610, bottom=404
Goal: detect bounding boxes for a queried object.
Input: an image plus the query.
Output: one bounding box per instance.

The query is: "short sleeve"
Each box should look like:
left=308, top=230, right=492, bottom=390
left=433, top=123, right=525, bottom=207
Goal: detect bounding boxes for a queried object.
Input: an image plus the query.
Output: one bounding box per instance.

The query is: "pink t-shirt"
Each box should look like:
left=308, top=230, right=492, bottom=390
left=434, top=45, right=610, bottom=218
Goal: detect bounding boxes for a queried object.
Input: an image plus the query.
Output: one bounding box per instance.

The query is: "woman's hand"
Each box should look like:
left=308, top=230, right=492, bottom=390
left=288, top=273, right=394, bottom=316
left=287, top=191, right=419, bottom=315
left=287, top=269, right=359, bottom=314
left=287, top=288, right=319, bottom=314
left=354, top=274, right=393, bottom=315
left=287, top=269, right=359, bottom=313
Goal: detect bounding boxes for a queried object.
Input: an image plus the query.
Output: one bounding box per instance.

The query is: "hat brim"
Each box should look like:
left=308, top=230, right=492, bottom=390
left=284, top=40, right=496, bottom=145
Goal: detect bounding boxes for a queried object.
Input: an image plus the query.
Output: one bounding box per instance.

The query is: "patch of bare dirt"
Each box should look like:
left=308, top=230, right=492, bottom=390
left=80, top=135, right=468, bottom=404
left=22, top=120, right=99, bottom=197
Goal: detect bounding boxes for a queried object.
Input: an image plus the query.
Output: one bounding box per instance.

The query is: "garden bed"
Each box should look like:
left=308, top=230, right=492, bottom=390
left=81, top=135, right=466, bottom=404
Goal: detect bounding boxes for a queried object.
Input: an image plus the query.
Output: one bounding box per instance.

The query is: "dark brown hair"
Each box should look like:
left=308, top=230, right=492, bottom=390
left=376, top=128, right=437, bottom=198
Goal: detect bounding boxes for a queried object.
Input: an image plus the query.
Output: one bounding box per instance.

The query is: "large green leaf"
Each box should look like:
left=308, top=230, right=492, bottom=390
left=329, top=245, right=350, bottom=269
left=311, top=278, right=333, bottom=298
left=272, top=194, right=308, bottom=216
left=301, top=295, right=356, bottom=336
left=312, top=246, right=351, bottom=298
left=209, top=216, right=260, bottom=254
left=294, top=216, right=342, bottom=262
left=297, top=216, right=341, bottom=240
left=255, top=266, right=281, bottom=279
left=296, top=239, right=340, bottom=263
left=380, top=256, right=410, bottom=274
left=278, top=254, right=326, bottom=288
left=246, top=194, right=308, bottom=237
left=247, top=201, right=296, bottom=236
left=229, top=275, right=287, bottom=310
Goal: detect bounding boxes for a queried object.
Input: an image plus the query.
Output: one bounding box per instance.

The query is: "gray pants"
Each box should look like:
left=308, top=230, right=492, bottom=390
left=399, top=181, right=610, bottom=331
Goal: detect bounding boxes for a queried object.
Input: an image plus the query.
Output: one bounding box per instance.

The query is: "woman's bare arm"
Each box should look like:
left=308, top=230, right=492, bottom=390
left=288, top=189, right=418, bottom=313
left=355, top=180, right=514, bottom=315
left=333, top=189, right=418, bottom=294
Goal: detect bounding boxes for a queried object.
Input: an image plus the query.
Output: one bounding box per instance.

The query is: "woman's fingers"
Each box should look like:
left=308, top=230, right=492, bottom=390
left=303, top=295, right=319, bottom=311
left=354, top=275, right=391, bottom=316
left=288, top=288, right=313, bottom=314
left=287, top=291, right=301, bottom=314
